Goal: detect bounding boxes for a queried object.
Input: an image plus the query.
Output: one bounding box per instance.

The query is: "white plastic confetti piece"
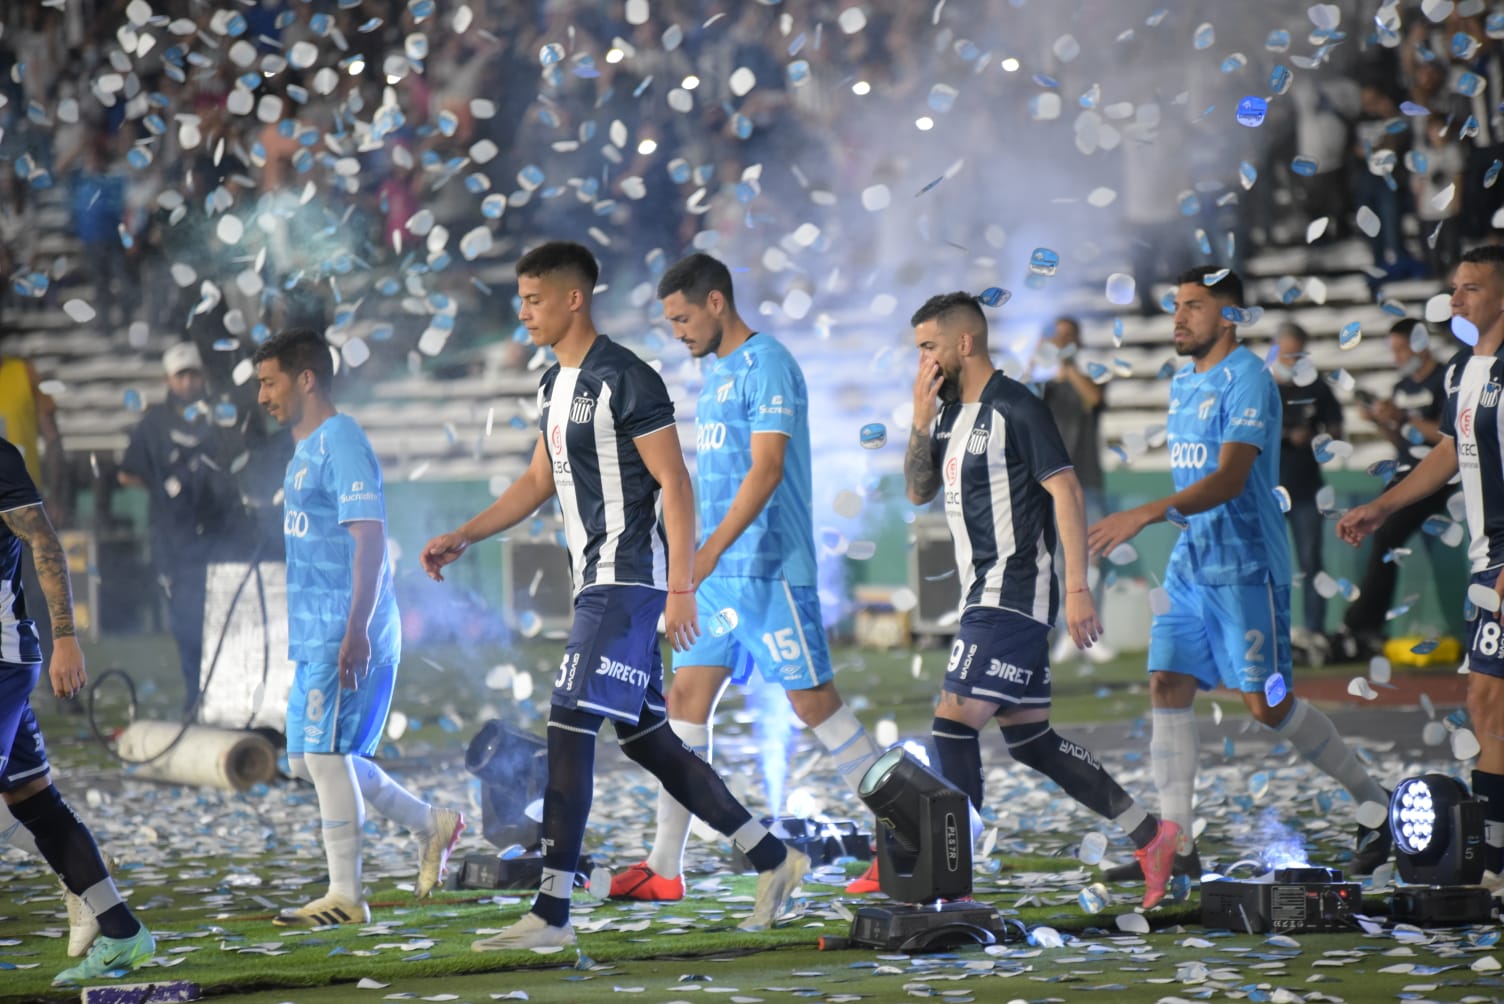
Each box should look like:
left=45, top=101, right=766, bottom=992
left=1149, top=587, right=1171, bottom=615
left=1467, top=582, right=1502, bottom=612
left=875, top=719, right=899, bottom=748
left=1368, top=656, right=1391, bottom=684
left=1348, top=677, right=1378, bottom=700
left=63, top=299, right=96, bottom=323
left=1106, top=543, right=1138, bottom=565
left=890, top=587, right=917, bottom=612
left=1306, top=217, right=1329, bottom=243
left=861, top=184, right=892, bottom=211
left=1116, top=912, right=1150, bottom=933
left=1453, top=728, right=1481, bottom=760
left=1355, top=799, right=1388, bottom=829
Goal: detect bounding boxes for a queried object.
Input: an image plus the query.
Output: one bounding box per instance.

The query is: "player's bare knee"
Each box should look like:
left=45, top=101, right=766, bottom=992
left=1, top=773, right=51, bottom=804
left=666, top=666, right=729, bottom=723
left=787, top=682, right=840, bottom=726
left=1468, top=674, right=1504, bottom=741
left=1148, top=671, right=1195, bottom=708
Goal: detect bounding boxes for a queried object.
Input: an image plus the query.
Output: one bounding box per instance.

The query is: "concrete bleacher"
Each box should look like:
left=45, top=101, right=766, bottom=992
left=6, top=160, right=1451, bottom=485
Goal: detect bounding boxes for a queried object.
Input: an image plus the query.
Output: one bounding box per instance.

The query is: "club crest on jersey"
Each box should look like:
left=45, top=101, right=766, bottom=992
left=716, top=380, right=735, bottom=402
left=966, top=425, right=991, bottom=455
left=1197, top=395, right=1217, bottom=421
left=1483, top=382, right=1502, bottom=409
left=570, top=395, right=596, bottom=424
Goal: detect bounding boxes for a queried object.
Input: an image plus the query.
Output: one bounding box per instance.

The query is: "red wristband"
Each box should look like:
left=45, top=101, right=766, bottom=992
left=669, top=588, right=695, bottom=595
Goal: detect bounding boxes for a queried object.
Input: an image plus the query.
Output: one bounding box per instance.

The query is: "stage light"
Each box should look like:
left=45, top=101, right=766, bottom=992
left=1389, top=774, right=1485, bottom=887
left=828, top=747, right=1011, bottom=952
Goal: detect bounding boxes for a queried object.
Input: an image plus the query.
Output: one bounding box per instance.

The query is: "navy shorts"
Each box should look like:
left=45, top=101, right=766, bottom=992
left=553, top=585, right=667, bottom=725
left=941, top=607, right=1052, bottom=709
left=0, top=661, right=50, bottom=793
left=1464, top=567, right=1504, bottom=679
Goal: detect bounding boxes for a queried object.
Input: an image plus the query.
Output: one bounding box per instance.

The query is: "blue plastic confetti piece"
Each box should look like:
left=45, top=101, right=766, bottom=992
left=859, top=423, right=887, bottom=449
left=1027, top=248, right=1059, bottom=276
left=1236, top=96, right=1267, bottom=127
left=977, top=286, right=1011, bottom=306
left=1291, top=155, right=1319, bottom=177
left=1266, top=29, right=1290, bottom=52
left=1269, top=65, right=1292, bottom=95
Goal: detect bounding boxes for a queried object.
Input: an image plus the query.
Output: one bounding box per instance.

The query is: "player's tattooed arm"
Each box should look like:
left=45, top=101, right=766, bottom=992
left=0, top=503, right=76, bottom=638
left=905, top=427, right=941, bottom=504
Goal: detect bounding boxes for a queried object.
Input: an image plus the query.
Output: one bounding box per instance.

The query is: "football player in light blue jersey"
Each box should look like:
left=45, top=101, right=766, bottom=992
left=608, top=253, right=884, bottom=902
left=254, top=330, right=464, bottom=927
left=1090, top=266, right=1391, bottom=883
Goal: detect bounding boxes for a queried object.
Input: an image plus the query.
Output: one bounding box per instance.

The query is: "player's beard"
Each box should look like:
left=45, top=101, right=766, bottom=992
left=695, top=321, right=725, bottom=358
left=938, top=364, right=962, bottom=403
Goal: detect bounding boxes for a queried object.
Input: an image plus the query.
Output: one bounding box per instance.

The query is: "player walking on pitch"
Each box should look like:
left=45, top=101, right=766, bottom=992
left=905, top=291, right=1178, bottom=909
left=421, top=242, right=807, bottom=950
left=254, top=330, right=464, bottom=926
left=609, top=252, right=884, bottom=902
left=1089, top=266, right=1392, bottom=884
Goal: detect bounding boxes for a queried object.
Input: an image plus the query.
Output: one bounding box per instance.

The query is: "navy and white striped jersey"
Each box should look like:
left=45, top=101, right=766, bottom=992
left=539, top=336, right=677, bottom=596
left=0, top=437, right=43, bottom=664
left=929, top=372, right=1074, bottom=624
left=1440, top=348, right=1504, bottom=572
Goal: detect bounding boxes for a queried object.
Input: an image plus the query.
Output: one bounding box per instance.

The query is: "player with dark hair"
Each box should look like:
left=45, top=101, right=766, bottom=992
left=904, top=291, right=1177, bottom=909
left=0, top=435, right=155, bottom=984
left=1091, top=266, right=1392, bottom=885
left=1340, top=245, right=1504, bottom=888
left=253, top=329, right=464, bottom=926
left=607, top=252, right=883, bottom=902
left=421, top=242, right=806, bottom=950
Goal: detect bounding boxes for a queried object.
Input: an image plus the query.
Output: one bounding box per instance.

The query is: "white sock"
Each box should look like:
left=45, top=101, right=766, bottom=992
left=811, top=704, right=882, bottom=796
left=1150, top=707, right=1198, bottom=841
left=306, top=753, right=365, bottom=902
left=1274, top=699, right=1388, bottom=808
left=645, top=719, right=709, bottom=880
left=355, top=758, right=434, bottom=835
left=0, top=799, right=41, bottom=857
left=80, top=877, right=124, bottom=918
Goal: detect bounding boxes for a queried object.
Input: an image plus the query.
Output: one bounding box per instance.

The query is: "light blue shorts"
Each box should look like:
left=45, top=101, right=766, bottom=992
left=671, top=576, right=833, bottom=690
left=286, top=661, right=396, bottom=756
left=1147, top=572, right=1293, bottom=694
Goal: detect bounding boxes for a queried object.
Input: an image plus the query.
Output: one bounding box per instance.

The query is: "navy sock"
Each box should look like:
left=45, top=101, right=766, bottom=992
left=1001, top=723, right=1156, bottom=847
left=931, top=718, right=984, bottom=810
left=532, top=706, right=604, bottom=927
left=617, top=704, right=767, bottom=854
left=10, top=786, right=139, bottom=939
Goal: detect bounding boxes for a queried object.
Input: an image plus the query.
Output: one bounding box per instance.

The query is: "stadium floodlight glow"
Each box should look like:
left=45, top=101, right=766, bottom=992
left=833, top=747, right=1011, bottom=952
left=1389, top=774, right=1485, bottom=887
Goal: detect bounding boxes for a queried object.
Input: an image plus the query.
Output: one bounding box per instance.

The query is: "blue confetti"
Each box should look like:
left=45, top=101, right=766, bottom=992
left=1236, top=96, right=1267, bottom=127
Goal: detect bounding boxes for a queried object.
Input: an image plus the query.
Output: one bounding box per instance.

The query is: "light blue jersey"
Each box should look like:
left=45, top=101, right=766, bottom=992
left=281, top=413, right=401, bottom=666
left=1163, top=345, right=1290, bottom=588
left=694, top=334, right=817, bottom=586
